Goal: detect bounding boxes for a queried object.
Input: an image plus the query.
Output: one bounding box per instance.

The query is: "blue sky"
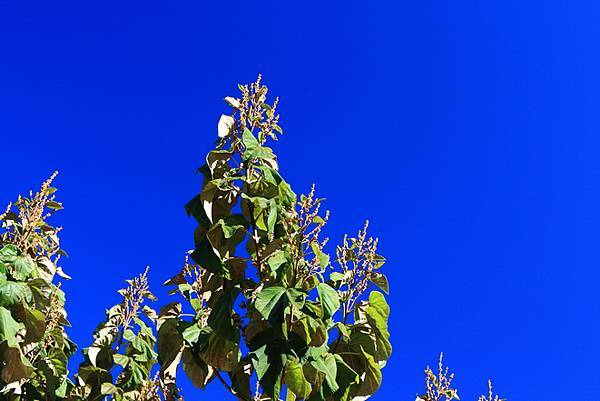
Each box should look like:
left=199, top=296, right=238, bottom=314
left=1, top=1, right=599, bottom=400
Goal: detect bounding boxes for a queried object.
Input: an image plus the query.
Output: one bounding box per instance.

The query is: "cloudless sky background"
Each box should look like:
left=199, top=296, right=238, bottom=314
left=1, top=1, right=599, bottom=400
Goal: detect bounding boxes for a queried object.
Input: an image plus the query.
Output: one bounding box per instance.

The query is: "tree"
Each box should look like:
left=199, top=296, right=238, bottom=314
left=0, top=77, right=502, bottom=401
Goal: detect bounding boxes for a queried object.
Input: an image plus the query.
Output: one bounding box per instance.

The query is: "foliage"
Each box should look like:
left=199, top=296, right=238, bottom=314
left=0, top=77, right=504, bottom=401
left=158, top=75, right=392, bottom=401
left=69, top=268, right=173, bottom=401
left=0, top=172, right=76, bottom=399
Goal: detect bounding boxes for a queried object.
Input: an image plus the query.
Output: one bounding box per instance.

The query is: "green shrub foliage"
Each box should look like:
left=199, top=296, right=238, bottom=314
left=0, top=77, right=502, bottom=401
left=0, top=173, right=76, bottom=399
left=0, top=78, right=391, bottom=401
left=157, top=76, right=392, bottom=401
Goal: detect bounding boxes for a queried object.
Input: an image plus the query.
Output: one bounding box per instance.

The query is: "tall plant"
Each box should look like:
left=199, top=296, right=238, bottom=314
left=0, top=77, right=502, bottom=401
left=155, top=75, right=392, bottom=401
left=0, top=173, right=76, bottom=399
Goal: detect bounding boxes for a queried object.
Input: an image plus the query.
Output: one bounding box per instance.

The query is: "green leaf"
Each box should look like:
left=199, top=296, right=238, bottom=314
left=254, top=286, right=286, bottom=324
left=182, top=323, right=202, bottom=345
left=0, top=343, right=34, bottom=383
left=267, top=251, right=288, bottom=276
left=365, top=291, right=390, bottom=336
left=202, top=331, right=239, bottom=371
left=329, top=272, right=345, bottom=282
left=242, top=128, right=261, bottom=160
left=267, top=204, right=277, bottom=234
left=46, top=201, right=63, bottom=210
left=370, top=272, right=389, bottom=294
left=332, top=355, right=359, bottom=400
left=77, top=365, right=113, bottom=397
left=182, top=347, right=213, bottom=388
left=190, top=237, right=227, bottom=278
left=291, top=315, right=327, bottom=347
left=334, top=322, right=349, bottom=340
left=284, top=360, right=311, bottom=399
left=113, top=353, right=130, bottom=368
left=157, top=319, right=184, bottom=377
left=317, top=283, right=340, bottom=319
left=23, top=307, right=46, bottom=343
left=354, top=350, right=382, bottom=397
left=12, top=255, right=36, bottom=280
left=0, top=307, right=21, bottom=347
left=311, top=243, right=330, bottom=269
left=251, top=344, right=284, bottom=399
left=229, top=359, right=252, bottom=400
left=207, top=287, right=239, bottom=337
left=310, top=352, right=338, bottom=393
left=312, top=215, right=325, bottom=225
left=0, top=245, right=18, bottom=262
left=100, top=382, right=118, bottom=395
left=0, top=280, right=31, bottom=307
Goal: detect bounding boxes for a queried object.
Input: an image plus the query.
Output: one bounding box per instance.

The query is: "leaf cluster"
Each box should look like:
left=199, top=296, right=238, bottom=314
left=0, top=77, right=399, bottom=401
left=157, top=75, right=393, bottom=401
left=0, top=77, right=508, bottom=401
left=0, top=173, right=76, bottom=399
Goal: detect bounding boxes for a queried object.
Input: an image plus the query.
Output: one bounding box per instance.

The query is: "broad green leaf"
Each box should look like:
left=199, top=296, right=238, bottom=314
left=157, top=319, right=184, bottom=374
left=267, top=251, right=288, bottom=276
left=284, top=360, right=311, bottom=399
left=0, top=344, right=34, bottom=383
left=229, top=358, right=252, bottom=399
left=0, top=245, right=18, bottom=262
left=242, top=128, right=261, bottom=160
left=0, top=307, right=21, bottom=347
left=251, top=344, right=284, bottom=399
left=311, top=243, right=330, bottom=269
left=267, top=203, right=277, bottom=234
left=23, top=307, right=46, bottom=343
left=113, top=354, right=130, bottom=368
left=310, top=352, right=338, bottom=393
left=190, top=237, right=227, bottom=278
left=0, top=280, right=30, bottom=307
left=291, top=315, right=327, bottom=347
left=182, top=323, right=202, bottom=345
left=366, top=291, right=390, bottom=336
left=101, top=382, right=118, bottom=395
left=354, top=350, right=382, bottom=397
left=202, top=331, right=239, bottom=372
left=207, top=287, right=239, bottom=337
left=254, top=286, right=286, bottom=324
left=182, top=347, right=213, bottom=388
left=370, top=272, right=389, bottom=294
left=334, top=322, right=349, bottom=340
left=317, top=283, right=340, bottom=319
left=12, top=255, right=36, bottom=280
left=332, top=354, right=359, bottom=401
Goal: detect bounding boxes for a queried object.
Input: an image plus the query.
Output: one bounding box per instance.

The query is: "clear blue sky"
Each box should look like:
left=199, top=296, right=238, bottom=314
left=1, top=1, right=599, bottom=400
